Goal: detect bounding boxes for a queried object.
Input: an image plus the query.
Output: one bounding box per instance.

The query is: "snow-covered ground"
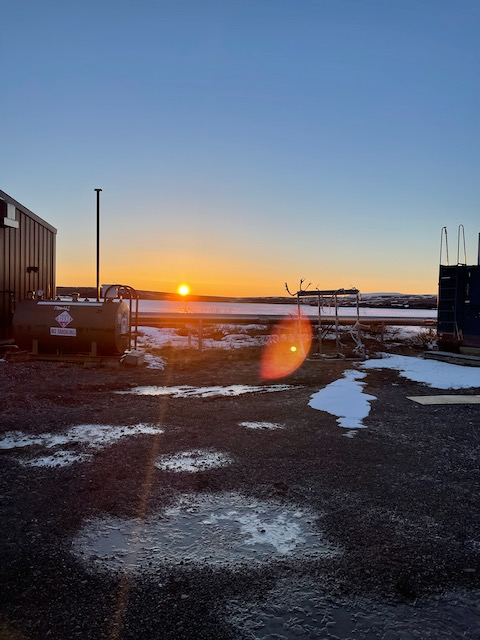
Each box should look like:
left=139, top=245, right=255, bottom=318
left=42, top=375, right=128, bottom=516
left=134, top=323, right=428, bottom=371
left=309, top=354, right=480, bottom=435
left=116, top=383, right=297, bottom=398
left=2, top=338, right=479, bottom=637
left=133, top=325, right=479, bottom=440
left=0, top=424, right=163, bottom=467
left=135, top=324, right=271, bottom=369
left=362, top=352, right=480, bottom=389
left=309, top=370, right=376, bottom=436
left=2, top=349, right=478, bottom=466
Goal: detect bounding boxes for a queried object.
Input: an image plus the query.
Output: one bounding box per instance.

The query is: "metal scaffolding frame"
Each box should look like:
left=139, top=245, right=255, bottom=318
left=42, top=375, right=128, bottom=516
left=286, top=282, right=363, bottom=359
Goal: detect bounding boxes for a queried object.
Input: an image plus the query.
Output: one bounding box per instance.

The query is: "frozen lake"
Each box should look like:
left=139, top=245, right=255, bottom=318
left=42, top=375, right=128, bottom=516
left=137, top=299, right=437, bottom=319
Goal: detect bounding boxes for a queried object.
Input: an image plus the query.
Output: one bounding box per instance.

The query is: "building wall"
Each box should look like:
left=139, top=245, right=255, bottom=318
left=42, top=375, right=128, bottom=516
left=0, top=190, right=57, bottom=333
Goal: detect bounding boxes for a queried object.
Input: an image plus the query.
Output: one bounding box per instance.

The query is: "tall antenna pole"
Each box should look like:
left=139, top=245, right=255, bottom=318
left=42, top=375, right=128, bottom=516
left=94, top=188, right=102, bottom=301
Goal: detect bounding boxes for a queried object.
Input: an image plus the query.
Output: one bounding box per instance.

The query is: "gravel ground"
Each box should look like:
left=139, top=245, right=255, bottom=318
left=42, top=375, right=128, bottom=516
left=0, top=343, right=479, bottom=639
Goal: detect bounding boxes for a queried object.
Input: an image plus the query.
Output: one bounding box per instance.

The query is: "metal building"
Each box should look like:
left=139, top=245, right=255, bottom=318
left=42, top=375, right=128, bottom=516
left=0, top=190, right=56, bottom=338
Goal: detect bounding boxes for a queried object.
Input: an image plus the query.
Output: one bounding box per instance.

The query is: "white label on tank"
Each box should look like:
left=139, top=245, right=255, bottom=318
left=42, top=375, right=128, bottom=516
left=121, top=313, right=129, bottom=335
left=55, top=311, right=73, bottom=328
left=50, top=327, right=77, bottom=337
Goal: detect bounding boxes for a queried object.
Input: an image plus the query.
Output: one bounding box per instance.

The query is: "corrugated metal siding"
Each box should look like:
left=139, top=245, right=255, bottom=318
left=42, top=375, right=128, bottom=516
left=0, top=191, right=56, bottom=330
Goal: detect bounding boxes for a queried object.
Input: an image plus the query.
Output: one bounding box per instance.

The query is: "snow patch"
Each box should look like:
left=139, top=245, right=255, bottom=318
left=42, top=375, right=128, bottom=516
left=155, top=449, right=232, bottom=472
left=239, top=421, right=285, bottom=430
left=309, top=370, right=376, bottom=430
left=116, top=384, right=298, bottom=398
left=0, top=423, right=163, bottom=467
left=361, top=353, right=480, bottom=389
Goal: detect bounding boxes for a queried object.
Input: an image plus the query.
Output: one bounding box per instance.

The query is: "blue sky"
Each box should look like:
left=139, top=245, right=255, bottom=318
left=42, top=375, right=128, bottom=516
left=2, top=0, right=479, bottom=295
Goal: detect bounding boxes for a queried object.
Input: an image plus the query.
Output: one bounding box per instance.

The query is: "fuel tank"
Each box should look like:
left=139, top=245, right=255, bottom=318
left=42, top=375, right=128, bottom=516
left=13, top=298, right=130, bottom=355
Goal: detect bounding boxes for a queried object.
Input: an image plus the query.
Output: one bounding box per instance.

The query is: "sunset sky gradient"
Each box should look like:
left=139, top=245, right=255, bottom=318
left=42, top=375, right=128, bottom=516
left=2, top=0, right=479, bottom=296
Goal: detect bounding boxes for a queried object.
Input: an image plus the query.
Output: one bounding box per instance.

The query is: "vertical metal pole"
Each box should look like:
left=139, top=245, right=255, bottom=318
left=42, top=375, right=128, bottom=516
left=478, top=232, right=480, bottom=266
left=335, top=294, right=339, bottom=356
left=94, top=188, right=102, bottom=301
left=318, top=295, right=322, bottom=356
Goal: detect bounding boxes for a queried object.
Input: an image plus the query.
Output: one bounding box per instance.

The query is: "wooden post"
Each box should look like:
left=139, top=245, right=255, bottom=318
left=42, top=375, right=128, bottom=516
left=356, top=291, right=362, bottom=355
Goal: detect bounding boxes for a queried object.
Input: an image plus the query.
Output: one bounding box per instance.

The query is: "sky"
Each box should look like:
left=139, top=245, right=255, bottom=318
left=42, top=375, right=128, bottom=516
left=2, top=0, right=479, bottom=297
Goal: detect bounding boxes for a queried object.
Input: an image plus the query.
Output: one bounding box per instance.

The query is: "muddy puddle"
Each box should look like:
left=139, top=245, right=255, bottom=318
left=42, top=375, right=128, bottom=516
left=227, top=577, right=480, bottom=639
left=71, top=491, right=339, bottom=572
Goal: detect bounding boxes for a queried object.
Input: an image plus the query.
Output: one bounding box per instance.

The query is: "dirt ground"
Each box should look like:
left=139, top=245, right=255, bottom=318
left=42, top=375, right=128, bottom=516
left=0, top=342, right=479, bottom=639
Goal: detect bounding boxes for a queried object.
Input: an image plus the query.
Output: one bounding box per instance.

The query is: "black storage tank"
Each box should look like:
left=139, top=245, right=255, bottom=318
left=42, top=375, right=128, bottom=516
left=437, top=264, right=480, bottom=349
left=13, top=297, right=130, bottom=355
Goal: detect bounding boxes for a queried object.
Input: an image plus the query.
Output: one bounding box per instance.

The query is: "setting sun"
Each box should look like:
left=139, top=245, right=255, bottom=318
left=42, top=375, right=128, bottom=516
left=177, top=284, right=190, bottom=296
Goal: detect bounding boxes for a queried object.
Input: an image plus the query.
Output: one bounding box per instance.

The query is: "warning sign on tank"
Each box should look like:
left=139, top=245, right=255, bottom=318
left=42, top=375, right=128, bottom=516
left=50, top=327, right=77, bottom=337
left=55, top=311, right=73, bottom=328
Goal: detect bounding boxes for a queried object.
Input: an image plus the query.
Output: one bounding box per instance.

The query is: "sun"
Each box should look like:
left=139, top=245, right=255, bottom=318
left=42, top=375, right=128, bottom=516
left=177, top=284, right=190, bottom=296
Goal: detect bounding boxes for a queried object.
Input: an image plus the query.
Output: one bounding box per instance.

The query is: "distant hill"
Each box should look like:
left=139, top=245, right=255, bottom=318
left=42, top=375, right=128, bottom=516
left=56, top=287, right=437, bottom=309
left=55, top=286, right=295, bottom=304
left=356, top=293, right=437, bottom=309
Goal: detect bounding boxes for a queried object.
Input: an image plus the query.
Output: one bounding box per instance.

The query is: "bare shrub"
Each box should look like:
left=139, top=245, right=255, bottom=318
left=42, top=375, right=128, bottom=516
left=405, top=328, right=437, bottom=349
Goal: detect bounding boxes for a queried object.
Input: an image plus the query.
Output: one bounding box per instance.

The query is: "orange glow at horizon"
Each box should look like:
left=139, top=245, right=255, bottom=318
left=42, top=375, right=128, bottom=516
left=55, top=257, right=438, bottom=298
left=260, top=314, right=312, bottom=380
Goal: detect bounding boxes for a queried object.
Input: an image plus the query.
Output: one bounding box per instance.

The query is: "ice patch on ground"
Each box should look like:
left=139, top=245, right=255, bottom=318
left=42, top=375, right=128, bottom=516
left=308, top=370, right=376, bottom=430
left=142, top=353, right=166, bottom=369
left=239, top=421, right=285, bottom=430
left=71, top=492, right=338, bottom=572
left=155, top=448, right=232, bottom=472
left=116, top=384, right=298, bottom=398
left=0, top=423, right=163, bottom=467
left=361, top=353, right=480, bottom=389
left=226, top=577, right=480, bottom=639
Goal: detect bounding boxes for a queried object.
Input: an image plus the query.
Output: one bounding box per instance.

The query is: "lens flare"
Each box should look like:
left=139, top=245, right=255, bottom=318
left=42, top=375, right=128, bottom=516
left=177, top=284, right=190, bottom=296
left=260, top=315, right=312, bottom=380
